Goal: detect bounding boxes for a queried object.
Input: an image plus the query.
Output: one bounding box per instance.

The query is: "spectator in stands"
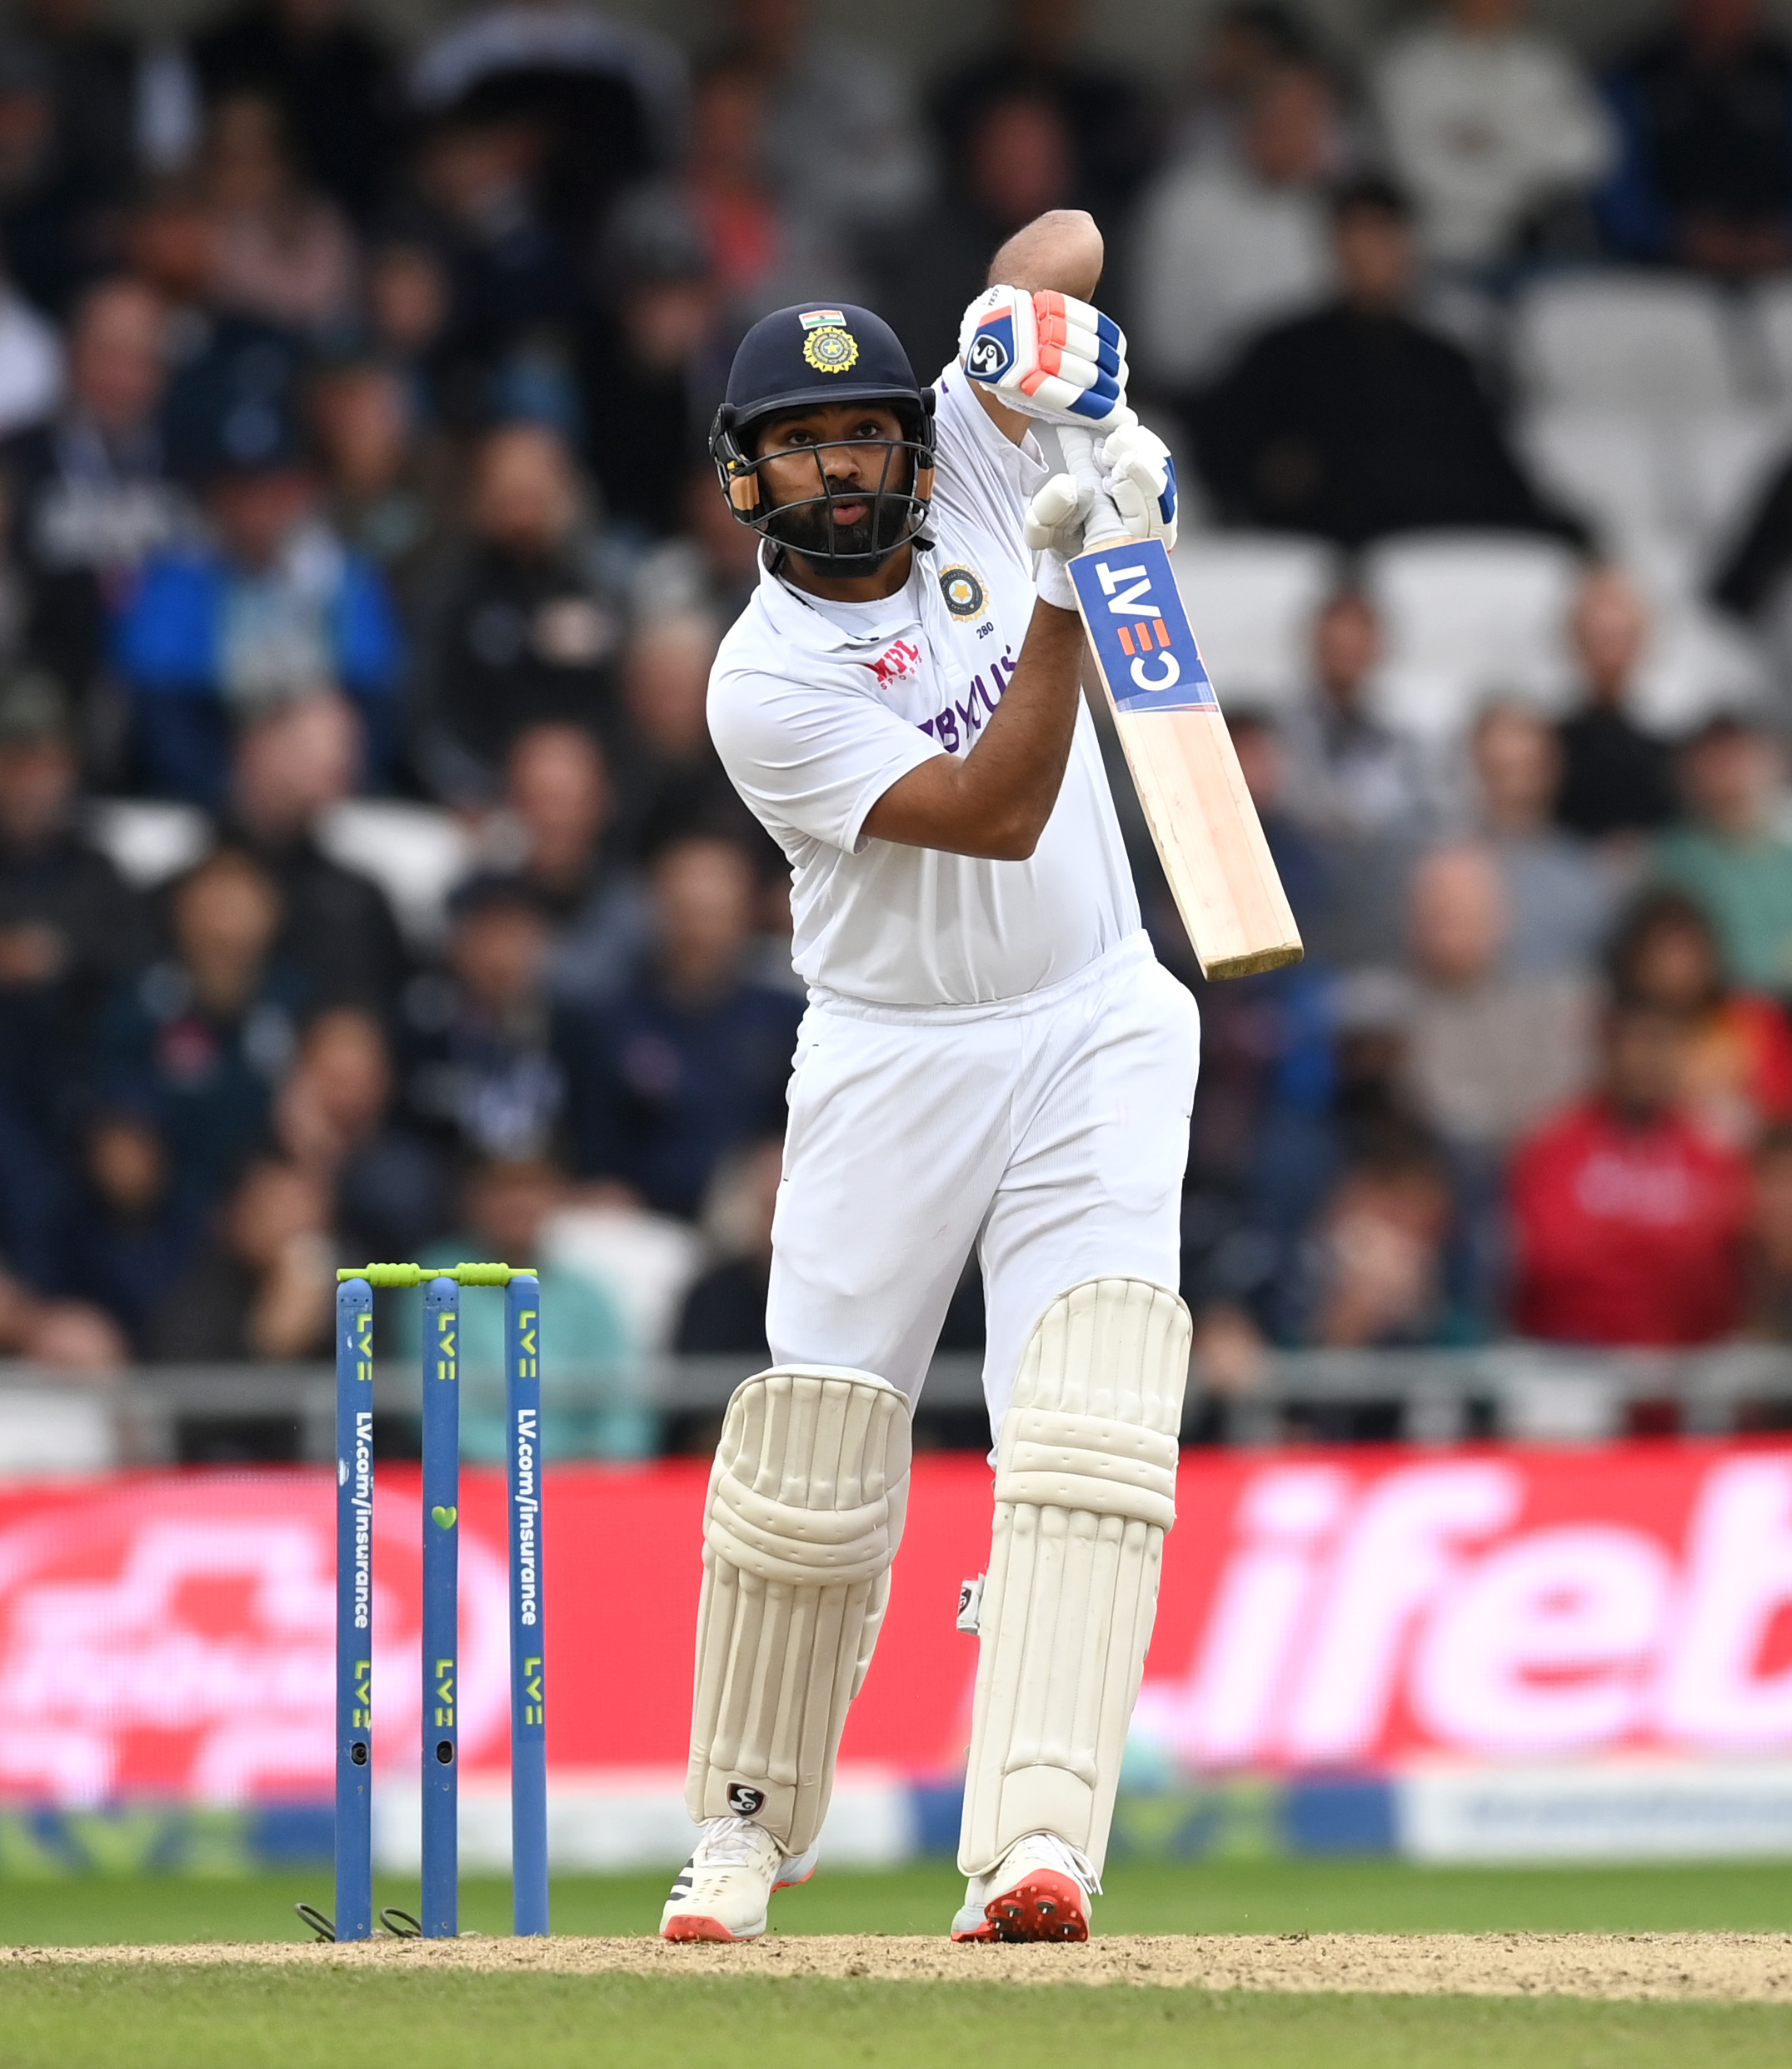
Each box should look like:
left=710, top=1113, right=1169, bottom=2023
left=1510, top=997, right=1750, bottom=1343
left=1741, top=1119, right=1792, bottom=1337
left=1554, top=568, right=1676, bottom=842
left=1373, top=0, right=1612, bottom=272
left=0, top=672, right=152, bottom=1134
left=497, top=721, right=646, bottom=1004
left=306, top=348, right=443, bottom=602
left=560, top=835, right=801, bottom=1218
left=675, top=1134, right=781, bottom=1356
left=1598, top=0, right=1792, bottom=276
left=1171, top=1, right=1319, bottom=170
left=0, top=1252, right=126, bottom=1367
left=1298, top=1117, right=1474, bottom=1348
left=1280, top=587, right=1429, bottom=843
left=113, top=407, right=404, bottom=808
left=95, top=845, right=303, bottom=1204
left=1398, top=841, right=1596, bottom=1160
left=363, top=235, right=453, bottom=423
left=931, top=0, right=1156, bottom=219
left=224, top=695, right=407, bottom=1017
left=402, top=1155, right=651, bottom=1459
left=1210, top=710, right=1336, bottom=968
left=631, top=461, right=764, bottom=628
left=873, top=88, right=1078, bottom=382
left=2, top=277, right=189, bottom=728
left=274, top=1006, right=447, bottom=1262
left=727, top=0, right=928, bottom=232
left=0, top=33, right=107, bottom=320
left=615, top=610, right=741, bottom=858
left=409, top=0, right=681, bottom=231
left=412, top=422, right=623, bottom=807
left=52, top=1108, right=199, bottom=1352
left=142, top=1152, right=334, bottom=1359
left=17, top=0, right=142, bottom=234
left=402, top=874, right=563, bottom=1163
left=1608, top=884, right=1792, bottom=1147
left=1655, top=717, right=1792, bottom=993
left=1191, top=176, right=1583, bottom=548
left=189, top=0, right=401, bottom=227
left=1130, top=62, right=1339, bottom=391
left=580, top=190, right=723, bottom=538
left=1470, top=701, right=1618, bottom=974
left=200, top=91, right=359, bottom=335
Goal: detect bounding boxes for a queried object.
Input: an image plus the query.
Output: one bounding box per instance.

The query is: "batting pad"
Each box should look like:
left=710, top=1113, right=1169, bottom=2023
left=959, top=1277, right=1191, bottom=1878
left=687, top=1366, right=911, bottom=1856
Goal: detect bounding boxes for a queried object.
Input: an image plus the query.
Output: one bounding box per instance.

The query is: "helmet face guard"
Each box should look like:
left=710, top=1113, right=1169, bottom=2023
left=710, top=390, right=937, bottom=573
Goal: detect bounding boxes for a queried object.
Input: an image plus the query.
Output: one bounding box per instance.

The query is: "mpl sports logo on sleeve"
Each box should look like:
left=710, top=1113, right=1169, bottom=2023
left=1069, top=537, right=1216, bottom=715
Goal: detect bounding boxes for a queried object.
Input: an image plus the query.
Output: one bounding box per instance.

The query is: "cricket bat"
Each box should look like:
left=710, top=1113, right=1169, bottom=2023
left=1061, top=438, right=1303, bottom=981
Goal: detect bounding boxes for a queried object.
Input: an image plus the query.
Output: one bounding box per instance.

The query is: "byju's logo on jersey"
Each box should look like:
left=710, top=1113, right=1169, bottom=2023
left=1068, top=539, right=1216, bottom=716
left=965, top=309, right=1014, bottom=379
left=938, top=562, right=987, bottom=618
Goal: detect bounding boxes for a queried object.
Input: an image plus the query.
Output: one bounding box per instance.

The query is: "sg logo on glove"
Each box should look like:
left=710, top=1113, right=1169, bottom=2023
left=965, top=312, right=1014, bottom=379
left=958, top=286, right=1129, bottom=429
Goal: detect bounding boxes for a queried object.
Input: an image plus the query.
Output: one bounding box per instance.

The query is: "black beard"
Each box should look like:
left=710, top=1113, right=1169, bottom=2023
left=764, top=482, right=914, bottom=567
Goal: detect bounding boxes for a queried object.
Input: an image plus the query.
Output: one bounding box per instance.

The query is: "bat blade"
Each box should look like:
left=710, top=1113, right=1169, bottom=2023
left=1067, top=535, right=1302, bottom=981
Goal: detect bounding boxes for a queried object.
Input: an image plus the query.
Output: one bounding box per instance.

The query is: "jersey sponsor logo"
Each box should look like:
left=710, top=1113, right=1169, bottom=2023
left=726, top=1783, right=766, bottom=1817
left=938, top=562, right=987, bottom=618
left=802, top=326, right=859, bottom=373
left=869, top=637, right=921, bottom=687
left=798, top=308, right=846, bottom=330
left=965, top=310, right=1014, bottom=380
left=1068, top=538, right=1217, bottom=715
left=918, top=647, right=1015, bottom=752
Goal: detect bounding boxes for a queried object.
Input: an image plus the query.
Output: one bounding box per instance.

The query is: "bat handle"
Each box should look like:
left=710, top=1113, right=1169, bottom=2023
left=1058, top=426, right=1129, bottom=549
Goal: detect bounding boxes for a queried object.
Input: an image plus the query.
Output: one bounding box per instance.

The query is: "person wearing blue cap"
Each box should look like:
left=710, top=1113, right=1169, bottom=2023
left=657, top=209, right=1199, bottom=1951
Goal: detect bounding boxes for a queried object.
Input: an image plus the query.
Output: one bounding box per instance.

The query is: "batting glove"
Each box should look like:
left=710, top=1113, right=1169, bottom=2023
left=960, top=286, right=1129, bottom=428
left=1101, top=418, right=1178, bottom=551
left=1023, top=469, right=1092, bottom=610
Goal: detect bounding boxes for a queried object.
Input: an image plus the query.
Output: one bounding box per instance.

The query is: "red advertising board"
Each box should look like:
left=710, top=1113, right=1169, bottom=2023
left=2, top=1443, right=1790, bottom=1805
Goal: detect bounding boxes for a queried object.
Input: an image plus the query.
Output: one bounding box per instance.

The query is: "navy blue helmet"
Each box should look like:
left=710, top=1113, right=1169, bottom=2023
left=709, top=302, right=936, bottom=571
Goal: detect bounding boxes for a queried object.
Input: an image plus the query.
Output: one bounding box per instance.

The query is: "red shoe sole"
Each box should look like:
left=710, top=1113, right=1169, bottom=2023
left=975, top=1868, right=1090, bottom=1942
left=661, top=1915, right=746, bottom=1942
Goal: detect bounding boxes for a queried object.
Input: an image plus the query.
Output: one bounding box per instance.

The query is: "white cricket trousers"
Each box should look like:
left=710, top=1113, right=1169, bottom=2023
left=767, top=931, right=1200, bottom=1432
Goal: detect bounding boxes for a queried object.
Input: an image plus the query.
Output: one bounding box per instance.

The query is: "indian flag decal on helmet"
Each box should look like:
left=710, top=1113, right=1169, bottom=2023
left=798, top=310, right=846, bottom=330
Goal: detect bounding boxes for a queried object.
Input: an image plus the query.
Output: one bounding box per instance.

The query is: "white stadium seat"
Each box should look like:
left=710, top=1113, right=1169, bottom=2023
left=1170, top=532, right=1341, bottom=713
left=82, top=798, right=211, bottom=887
left=317, top=799, right=473, bottom=950
left=1361, top=531, right=1584, bottom=740
left=1747, top=277, right=1792, bottom=403
left=1511, top=272, right=1745, bottom=412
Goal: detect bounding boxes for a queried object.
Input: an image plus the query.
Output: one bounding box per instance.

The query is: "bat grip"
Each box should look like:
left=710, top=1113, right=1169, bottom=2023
left=1059, top=427, right=1129, bottom=549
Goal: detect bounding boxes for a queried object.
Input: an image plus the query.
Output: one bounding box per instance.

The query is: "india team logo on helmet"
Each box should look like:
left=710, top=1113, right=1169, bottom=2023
left=802, top=325, right=860, bottom=373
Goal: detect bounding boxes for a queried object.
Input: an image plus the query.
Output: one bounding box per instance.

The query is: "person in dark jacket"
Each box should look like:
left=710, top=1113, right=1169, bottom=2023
left=411, top=420, right=624, bottom=804
left=1191, top=175, right=1585, bottom=548
left=560, top=836, right=801, bottom=1220
left=1554, top=567, right=1677, bottom=842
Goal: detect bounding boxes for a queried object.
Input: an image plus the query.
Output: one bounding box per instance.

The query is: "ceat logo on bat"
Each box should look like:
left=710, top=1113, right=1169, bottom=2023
left=1069, top=538, right=1217, bottom=715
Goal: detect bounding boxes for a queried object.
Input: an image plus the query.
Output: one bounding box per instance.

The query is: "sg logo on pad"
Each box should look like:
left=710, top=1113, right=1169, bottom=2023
left=1068, top=538, right=1216, bottom=717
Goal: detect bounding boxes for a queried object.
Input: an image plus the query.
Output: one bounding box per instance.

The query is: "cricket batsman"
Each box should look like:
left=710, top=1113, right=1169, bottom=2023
left=658, top=208, right=1197, bottom=1944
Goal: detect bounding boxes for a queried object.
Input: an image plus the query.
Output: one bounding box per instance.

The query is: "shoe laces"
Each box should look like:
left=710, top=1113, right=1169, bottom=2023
left=1016, top=1830, right=1102, bottom=1897
left=691, top=1816, right=779, bottom=1870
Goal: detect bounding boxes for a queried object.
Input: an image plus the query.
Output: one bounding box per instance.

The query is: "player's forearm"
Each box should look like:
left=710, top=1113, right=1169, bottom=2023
left=986, top=210, right=1105, bottom=300
left=861, top=600, right=1087, bottom=860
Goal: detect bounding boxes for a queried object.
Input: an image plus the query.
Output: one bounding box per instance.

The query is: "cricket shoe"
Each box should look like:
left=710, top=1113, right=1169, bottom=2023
left=950, top=1832, right=1100, bottom=1942
left=659, top=1817, right=818, bottom=1942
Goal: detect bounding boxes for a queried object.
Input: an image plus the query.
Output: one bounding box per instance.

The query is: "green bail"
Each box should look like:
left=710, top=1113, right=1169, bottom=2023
left=336, top=1262, right=537, bottom=1286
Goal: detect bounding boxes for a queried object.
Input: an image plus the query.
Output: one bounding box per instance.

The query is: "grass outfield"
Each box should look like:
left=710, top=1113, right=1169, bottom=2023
left=4, top=1969, right=1792, bottom=2069
left=5, top=1857, right=1792, bottom=1945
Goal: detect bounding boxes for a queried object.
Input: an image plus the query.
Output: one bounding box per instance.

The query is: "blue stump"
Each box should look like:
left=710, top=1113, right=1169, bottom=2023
left=506, top=1274, right=549, bottom=1936
left=421, top=1274, right=460, bottom=1938
left=334, top=1277, right=375, bottom=1942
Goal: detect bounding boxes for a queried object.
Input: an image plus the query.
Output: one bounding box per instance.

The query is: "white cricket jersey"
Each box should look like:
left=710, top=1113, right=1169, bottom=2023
left=707, top=364, right=1140, bottom=1008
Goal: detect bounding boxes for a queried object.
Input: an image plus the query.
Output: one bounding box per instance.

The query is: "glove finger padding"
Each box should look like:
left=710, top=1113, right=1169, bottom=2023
left=1022, top=471, right=1090, bottom=555
left=961, top=286, right=1129, bottom=428
left=1100, top=421, right=1178, bottom=549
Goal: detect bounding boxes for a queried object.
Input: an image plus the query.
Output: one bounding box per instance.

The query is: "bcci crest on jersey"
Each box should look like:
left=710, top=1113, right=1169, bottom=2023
left=1069, top=538, right=1216, bottom=716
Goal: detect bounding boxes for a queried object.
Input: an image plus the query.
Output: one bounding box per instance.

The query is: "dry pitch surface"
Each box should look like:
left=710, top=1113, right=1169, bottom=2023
left=7, top=1932, right=1792, bottom=2002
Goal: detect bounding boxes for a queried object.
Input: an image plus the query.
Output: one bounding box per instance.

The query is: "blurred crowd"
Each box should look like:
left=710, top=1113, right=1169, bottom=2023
left=7, top=0, right=1792, bottom=1446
